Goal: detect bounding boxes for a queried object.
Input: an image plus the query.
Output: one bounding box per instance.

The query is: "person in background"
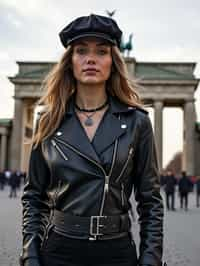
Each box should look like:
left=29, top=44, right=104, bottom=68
left=160, top=170, right=166, bottom=187
left=0, top=169, right=6, bottom=190
left=9, top=170, right=18, bottom=198
left=196, top=176, right=200, bottom=207
left=178, top=171, right=192, bottom=211
left=15, top=170, right=22, bottom=190
left=4, top=169, right=11, bottom=185
left=164, top=170, right=177, bottom=211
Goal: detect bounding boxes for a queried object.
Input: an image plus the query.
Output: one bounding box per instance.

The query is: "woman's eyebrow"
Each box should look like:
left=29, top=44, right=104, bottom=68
left=75, top=41, right=110, bottom=47
left=96, top=42, right=110, bottom=46
left=74, top=41, right=87, bottom=46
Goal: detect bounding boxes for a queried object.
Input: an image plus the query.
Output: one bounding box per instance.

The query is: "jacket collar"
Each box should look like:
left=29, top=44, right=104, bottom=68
left=65, top=92, right=137, bottom=116
left=54, top=93, right=136, bottom=164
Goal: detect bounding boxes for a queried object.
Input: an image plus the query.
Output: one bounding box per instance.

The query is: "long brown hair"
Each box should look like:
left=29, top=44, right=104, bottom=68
left=32, top=44, right=143, bottom=148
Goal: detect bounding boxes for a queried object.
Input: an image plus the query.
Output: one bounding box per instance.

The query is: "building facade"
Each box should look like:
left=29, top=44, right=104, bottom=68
left=1, top=58, right=199, bottom=175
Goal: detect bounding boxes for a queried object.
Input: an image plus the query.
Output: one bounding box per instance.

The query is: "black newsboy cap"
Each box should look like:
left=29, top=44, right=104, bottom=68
left=59, top=14, right=122, bottom=48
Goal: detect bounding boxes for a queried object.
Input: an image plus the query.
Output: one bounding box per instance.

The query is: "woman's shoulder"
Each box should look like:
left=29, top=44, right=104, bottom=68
left=134, top=106, right=149, bottom=115
left=33, top=105, right=48, bottom=134
left=110, top=95, right=149, bottom=116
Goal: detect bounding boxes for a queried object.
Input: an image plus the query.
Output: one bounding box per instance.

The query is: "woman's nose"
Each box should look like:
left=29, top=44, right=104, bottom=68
left=86, top=53, right=96, bottom=64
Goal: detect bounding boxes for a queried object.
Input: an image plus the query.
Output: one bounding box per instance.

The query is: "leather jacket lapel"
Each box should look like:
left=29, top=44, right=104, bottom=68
left=53, top=95, right=101, bottom=164
left=92, top=111, right=127, bottom=155
left=91, top=94, right=135, bottom=155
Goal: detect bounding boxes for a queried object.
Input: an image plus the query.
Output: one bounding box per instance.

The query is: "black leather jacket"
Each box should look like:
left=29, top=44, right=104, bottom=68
left=21, top=94, right=164, bottom=266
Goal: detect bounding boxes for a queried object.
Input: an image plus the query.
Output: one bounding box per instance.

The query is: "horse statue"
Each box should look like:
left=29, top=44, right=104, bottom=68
left=120, top=33, right=133, bottom=57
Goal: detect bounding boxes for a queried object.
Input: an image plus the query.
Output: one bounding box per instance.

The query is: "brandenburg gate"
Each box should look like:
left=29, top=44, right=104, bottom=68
left=0, top=58, right=199, bottom=175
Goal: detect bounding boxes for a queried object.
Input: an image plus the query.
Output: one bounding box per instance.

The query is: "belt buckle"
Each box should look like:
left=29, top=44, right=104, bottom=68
left=89, top=216, right=106, bottom=240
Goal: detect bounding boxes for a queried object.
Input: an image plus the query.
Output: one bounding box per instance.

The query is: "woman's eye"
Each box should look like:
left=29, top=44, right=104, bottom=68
left=77, top=48, right=87, bottom=54
left=97, top=49, right=107, bottom=55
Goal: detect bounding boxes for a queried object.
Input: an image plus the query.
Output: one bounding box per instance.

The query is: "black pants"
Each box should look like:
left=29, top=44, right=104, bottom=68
left=166, top=192, right=175, bottom=210
left=40, top=230, right=138, bottom=266
left=197, top=192, right=200, bottom=207
left=9, top=186, right=17, bottom=198
left=180, top=192, right=188, bottom=210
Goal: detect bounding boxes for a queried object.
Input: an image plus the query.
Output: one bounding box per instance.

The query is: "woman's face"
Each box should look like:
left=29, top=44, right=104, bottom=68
left=71, top=37, right=112, bottom=86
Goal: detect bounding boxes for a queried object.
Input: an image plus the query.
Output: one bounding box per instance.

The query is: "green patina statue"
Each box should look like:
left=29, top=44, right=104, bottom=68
left=105, top=10, right=133, bottom=56
left=120, top=33, right=133, bottom=56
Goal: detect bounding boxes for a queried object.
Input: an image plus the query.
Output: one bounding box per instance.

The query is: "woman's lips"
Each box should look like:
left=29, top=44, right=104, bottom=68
left=83, top=68, right=98, bottom=72
left=83, top=69, right=98, bottom=75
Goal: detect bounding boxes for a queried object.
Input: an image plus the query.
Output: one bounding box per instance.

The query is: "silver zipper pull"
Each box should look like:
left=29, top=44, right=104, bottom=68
left=129, top=147, right=134, bottom=155
left=51, top=139, right=56, bottom=146
left=105, top=182, right=109, bottom=192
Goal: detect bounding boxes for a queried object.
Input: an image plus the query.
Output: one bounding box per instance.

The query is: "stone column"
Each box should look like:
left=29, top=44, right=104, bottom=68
left=183, top=99, right=196, bottom=176
left=154, top=100, right=163, bottom=171
left=0, top=134, right=7, bottom=170
left=10, top=98, right=24, bottom=170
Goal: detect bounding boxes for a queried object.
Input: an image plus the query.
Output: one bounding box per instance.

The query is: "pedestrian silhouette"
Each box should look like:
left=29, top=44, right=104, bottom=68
left=0, top=170, right=6, bottom=190
left=196, top=176, right=200, bottom=207
left=8, top=171, right=18, bottom=198
left=164, top=171, right=177, bottom=211
left=178, top=171, right=192, bottom=211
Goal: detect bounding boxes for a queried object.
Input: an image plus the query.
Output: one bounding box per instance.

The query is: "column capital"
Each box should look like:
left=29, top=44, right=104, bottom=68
left=153, top=100, right=164, bottom=107
left=0, top=133, right=9, bottom=137
left=184, top=98, right=196, bottom=104
left=13, top=96, right=23, bottom=100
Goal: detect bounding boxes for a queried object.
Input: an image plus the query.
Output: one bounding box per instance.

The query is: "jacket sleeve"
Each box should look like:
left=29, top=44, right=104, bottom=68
left=133, top=114, right=164, bottom=266
left=21, top=142, right=51, bottom=265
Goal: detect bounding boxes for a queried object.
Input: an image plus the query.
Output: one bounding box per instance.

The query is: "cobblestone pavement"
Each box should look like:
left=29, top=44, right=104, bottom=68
left=0, top=186, right=200, bottom=265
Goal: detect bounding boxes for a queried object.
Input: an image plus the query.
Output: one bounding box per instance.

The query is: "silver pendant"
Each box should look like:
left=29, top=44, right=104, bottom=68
left=84, top=117, right=94, bottom=126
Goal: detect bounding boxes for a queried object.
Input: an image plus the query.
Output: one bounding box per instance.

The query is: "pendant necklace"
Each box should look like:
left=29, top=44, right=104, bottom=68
left=75, top=98, right=109, bottom=127
left=81, top=112, right=97, bottom=126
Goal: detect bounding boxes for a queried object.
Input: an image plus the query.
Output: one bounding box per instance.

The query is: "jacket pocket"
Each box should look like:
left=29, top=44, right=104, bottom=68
left=115, top=146, right=134, bottom=183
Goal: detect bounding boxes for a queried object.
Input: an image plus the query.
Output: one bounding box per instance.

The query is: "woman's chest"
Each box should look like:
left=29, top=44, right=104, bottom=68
left=43, top=112, right=140, bottom=186
left=75, top=108, right=108, bottom=142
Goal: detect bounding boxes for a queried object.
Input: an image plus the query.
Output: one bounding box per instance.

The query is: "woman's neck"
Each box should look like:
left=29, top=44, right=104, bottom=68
left=75, top=84, right=108, bottom=109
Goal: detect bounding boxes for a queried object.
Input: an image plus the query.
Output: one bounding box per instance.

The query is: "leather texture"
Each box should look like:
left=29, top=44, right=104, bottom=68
left=21, top=93, right=164, bottom=266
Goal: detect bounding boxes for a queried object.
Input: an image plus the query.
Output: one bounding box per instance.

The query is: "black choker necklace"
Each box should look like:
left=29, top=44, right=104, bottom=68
left=75, top=98, right=109, bottom=112
left=75, top=98, right=109, bottom=127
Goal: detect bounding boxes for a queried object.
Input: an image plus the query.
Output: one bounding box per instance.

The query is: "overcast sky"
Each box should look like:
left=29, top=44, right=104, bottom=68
left=0, top=0, right=200, bottom=167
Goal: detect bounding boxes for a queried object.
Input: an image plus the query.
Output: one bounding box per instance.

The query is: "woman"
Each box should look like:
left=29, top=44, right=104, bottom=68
left=21, top=14, right=164, bottom=266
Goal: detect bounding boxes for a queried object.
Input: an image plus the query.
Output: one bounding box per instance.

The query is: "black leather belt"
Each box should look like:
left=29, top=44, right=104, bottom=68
left=52, top=210, right=130, bottom=240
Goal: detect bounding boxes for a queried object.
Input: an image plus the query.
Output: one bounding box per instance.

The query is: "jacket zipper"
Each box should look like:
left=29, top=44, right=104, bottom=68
left=52, top=136, right=118, bottom=217
left=51, top=139, right=68, bottom=161
left=99, top=138, right=118, bottom=215
left=121, top=183, right=125, bottom=207
left=115, top=146, right=134, bottom=183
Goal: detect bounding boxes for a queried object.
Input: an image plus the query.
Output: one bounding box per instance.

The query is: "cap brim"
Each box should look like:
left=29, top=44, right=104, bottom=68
left=67, top=32, right=117, bottom=46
